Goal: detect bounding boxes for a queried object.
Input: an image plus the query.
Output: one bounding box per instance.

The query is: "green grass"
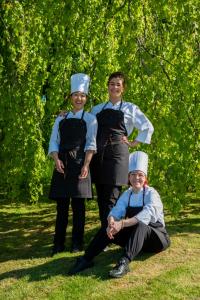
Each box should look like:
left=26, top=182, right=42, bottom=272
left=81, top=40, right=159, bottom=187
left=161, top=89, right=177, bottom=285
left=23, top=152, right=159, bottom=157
left=0, top=197, right=199, bottom=300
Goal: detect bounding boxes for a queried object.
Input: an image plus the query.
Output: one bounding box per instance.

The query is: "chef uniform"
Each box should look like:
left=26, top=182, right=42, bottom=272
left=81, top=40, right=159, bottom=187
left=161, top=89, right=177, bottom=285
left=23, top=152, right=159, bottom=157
left=68, top=151, right=170, bottom=277
left=90, top=101, right=154, bottom=227
left=48, top=73, right=97, bottom=253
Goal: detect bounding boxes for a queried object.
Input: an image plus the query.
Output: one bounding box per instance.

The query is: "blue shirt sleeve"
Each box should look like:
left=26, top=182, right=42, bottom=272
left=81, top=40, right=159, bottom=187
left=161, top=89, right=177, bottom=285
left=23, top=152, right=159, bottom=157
left=84, top=113, right=98, bottom=151
left=108, top=189, right=131, bottom=220
left=48, top=116, right=63, bottom=155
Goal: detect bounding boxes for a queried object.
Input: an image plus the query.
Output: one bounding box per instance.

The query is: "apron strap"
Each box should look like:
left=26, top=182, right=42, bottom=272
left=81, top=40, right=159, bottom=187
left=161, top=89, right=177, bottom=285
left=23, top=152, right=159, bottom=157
left=119, top=100, right=123, bottom=111
left=102, top=102, right=109, bottom=111
left=127, top=190, right=133, bottom=207
left=81, top=110, right=85, bottom=120
left=65, top=112, right=70, bottom=119
left=142, top=186, right=145, bottom=206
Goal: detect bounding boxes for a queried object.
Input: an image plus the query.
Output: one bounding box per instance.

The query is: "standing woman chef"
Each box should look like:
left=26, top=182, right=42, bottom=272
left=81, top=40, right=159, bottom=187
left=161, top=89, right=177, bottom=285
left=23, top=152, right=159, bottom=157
left=48, top=73, right=97, bottom=255
left=68, top=151, right=171, bottom=277
left=90, top=71, right=154, bottom=227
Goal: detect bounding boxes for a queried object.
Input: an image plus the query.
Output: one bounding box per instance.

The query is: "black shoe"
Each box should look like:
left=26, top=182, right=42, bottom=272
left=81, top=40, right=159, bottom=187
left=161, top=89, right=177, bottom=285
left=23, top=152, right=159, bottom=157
left=71, top=243, right=83, bottom=253
left=68, top=256, right=94, bottom=275
left=109, top=257, right=130, bottom=278
left=51, top=245, right=65, bottom=257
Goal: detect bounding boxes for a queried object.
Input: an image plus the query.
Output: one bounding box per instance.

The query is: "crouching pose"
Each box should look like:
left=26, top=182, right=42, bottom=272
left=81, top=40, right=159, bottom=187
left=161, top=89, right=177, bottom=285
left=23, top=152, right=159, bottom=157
left=68, top=151, right=170, bottom=278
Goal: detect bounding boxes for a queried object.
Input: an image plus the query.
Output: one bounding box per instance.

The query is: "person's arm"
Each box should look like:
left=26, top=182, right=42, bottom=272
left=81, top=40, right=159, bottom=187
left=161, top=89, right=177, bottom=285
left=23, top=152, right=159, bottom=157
left=79, top=150, right=95, bottom=179
left=135, top=188, right=165, bottom=226
left=84, top=114, right=98, bottom=152
left=106, top=190, right=129, bottom=238
left=50, top=151, right=65, bottom=174
left=107, top=190, right=128, bottom=220
left=122, top=104, right=154, bottom=147
left=48, top=116, right=63, bottom=154
left=48, top=116, right=65, bottom=174
left=107, top=215, right=139, bottom=238
left=121, top=136, right=140, bottom=148
left=79, top=113, right=97, bottom=179
left=133, top=106, right=154, bottom=144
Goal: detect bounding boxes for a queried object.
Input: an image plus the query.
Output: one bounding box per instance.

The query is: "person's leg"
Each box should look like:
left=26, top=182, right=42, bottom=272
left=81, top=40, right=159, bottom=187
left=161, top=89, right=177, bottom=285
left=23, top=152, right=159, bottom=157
left=84, top=227, right=111, bottom=261
left=71, top=197, right=85, bottom=252
left=142, top=228, right=169, bottom=253
left=123, top=222, right=154, bottom=261
left=115, top=223, right=169, bottom=261
left=109, top=222, right=152, bottom=277
left=52, top=198, right=70, bottom=255
left=68, top=227, right=111, bottom=275
left=95, top=184, right=122, bottom=227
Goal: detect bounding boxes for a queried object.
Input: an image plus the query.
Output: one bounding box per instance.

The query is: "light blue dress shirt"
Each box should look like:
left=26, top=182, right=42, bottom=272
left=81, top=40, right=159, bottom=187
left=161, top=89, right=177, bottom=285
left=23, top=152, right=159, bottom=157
left=108, top=186, right=165, bottom=226
left=91, top=101, right=154, bottom=144
left=48, top=109, right=98, bottom=154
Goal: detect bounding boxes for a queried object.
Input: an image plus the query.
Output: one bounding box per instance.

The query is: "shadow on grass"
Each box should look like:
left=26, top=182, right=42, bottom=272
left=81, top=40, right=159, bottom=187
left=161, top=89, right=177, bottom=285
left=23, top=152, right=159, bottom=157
left=0, top=203, right=101, bottom=263
left=0, top=247, right=155, bottom=282
left=166, top=198, right=200, bottom=235
left=0, top=207, right=55, bottom=262
left=0, top=197, right=199, bottom=266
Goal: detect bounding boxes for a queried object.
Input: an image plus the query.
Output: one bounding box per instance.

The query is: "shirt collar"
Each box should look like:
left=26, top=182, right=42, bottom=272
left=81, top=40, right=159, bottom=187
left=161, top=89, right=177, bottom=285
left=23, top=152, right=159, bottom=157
left=131, top=187, right=144, bottom=194
left=69, top=109, right=84, bottom=117
left=108, top=100, right=122, bottom=107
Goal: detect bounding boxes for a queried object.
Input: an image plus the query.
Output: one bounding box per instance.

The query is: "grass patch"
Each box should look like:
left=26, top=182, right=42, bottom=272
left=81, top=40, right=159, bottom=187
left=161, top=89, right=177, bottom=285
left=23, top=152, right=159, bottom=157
left=0, top=197, right=199, bottom=300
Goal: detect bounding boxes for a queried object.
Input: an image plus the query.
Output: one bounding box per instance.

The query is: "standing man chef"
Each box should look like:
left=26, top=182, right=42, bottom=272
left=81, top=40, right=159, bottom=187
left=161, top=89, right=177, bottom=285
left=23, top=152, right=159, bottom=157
left=48, top=73, right=97, bottom=255
left=90, top=71, right=154, bottom=228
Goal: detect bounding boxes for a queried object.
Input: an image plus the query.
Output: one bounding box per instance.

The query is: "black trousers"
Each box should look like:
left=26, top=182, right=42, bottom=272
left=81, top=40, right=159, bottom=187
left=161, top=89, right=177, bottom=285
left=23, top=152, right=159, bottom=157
left=84, top=222, right=170, bottom=262
left=95, top=184, right=122, bottom=227
left=54, top=198, right=85, bottom=247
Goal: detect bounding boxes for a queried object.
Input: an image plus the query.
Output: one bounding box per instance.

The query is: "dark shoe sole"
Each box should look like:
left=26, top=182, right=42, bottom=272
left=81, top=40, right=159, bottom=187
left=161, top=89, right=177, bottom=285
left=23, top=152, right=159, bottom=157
left=51, top=246, right=65, bottom=257
left=70, top=248, right=83, bottom=253
left=109, top=269, right=130, bottom=278
left=109, top=265, right=130, bottom=278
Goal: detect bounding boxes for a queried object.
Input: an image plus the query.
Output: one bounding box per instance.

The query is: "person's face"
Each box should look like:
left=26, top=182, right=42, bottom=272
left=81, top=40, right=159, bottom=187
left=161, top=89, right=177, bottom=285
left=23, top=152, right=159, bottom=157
left=108, top=77, right=124, bottom=100
left=71, top=92, right=87, bottom=112
left=129, top=171, right=146, bottom=191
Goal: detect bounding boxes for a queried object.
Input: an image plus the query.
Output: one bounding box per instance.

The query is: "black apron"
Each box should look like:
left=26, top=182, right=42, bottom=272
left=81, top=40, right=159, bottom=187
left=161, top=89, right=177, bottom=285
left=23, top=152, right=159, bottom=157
left=49, top=111, right=92, bottom=199
left=91, top=101, right=129, bottom=185
left=126, top=188, right=170, bottom=249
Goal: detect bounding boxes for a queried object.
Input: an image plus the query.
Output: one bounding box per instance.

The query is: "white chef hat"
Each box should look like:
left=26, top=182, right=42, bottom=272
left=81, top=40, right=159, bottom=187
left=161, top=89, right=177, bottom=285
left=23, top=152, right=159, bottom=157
left=129, top=151, right=148, bottom=176
left=71, top=73, right=90, bottom=95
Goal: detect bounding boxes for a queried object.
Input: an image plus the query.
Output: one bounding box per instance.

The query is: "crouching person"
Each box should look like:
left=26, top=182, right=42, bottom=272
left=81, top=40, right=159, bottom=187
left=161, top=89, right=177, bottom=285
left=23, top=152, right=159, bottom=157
left=68, top=151, right=170, bottom=278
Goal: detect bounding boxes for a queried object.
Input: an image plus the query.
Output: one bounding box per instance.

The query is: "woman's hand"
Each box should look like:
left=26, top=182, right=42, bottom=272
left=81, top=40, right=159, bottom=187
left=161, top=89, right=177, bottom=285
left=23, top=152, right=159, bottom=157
left=107, top=216, right=116, bottom=239
left=108, top=216, right=115, bottom=227
left=55, top=159, right=65, bottom=174
left=107, top=216, right=123, bottom=239
left=79, top=165, right=89, bottom=179
left=110, top=220, right=123, bottom=234
left=121, top=136, right=140, bottom=148
left=58, top=110, right=67, bottom=117
left=106, top=226, right=115, bottom=239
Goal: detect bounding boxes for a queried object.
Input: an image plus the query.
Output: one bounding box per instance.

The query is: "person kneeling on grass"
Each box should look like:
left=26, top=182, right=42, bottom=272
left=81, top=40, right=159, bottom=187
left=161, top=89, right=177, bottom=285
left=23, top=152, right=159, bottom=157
left=68, top=151, right=171, bottom=278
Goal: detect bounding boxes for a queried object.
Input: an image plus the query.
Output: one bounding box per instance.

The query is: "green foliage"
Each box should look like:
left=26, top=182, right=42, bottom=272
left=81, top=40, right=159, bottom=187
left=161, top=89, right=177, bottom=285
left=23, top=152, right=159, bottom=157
left=0, top=0, right=199, bottom=211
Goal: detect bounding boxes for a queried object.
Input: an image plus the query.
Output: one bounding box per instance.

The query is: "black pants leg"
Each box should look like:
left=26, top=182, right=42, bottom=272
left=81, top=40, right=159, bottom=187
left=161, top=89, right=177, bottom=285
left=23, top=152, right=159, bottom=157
left=84, top=227, right=111, bottom=261
left=71, top=198, right=85, bottom=246
left=84, top=222, right=168, bottom=263
left=116, top=222, right=167, bottom=261
left=54, top=198, right=70, bottom=247
left=95, top=184, right=122, bottom=227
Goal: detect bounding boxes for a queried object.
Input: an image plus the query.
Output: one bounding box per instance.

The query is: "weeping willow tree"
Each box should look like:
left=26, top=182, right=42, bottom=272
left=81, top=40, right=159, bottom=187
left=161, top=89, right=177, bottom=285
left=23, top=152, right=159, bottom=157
left=0, top=0, right=199, bottom=212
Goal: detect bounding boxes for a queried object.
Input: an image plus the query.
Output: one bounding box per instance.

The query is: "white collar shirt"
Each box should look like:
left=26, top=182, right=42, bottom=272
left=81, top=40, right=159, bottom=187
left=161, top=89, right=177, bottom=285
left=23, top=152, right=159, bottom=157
left=48, top=109, right=97, bottom=154
left=108, top=186, right=165, bottom=226
left=91, top=101, right=154, bottom=144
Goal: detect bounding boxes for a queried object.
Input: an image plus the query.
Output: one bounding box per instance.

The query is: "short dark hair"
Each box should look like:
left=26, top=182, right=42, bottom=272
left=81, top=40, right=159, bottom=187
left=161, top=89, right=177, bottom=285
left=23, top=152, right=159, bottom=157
left=107, top=71, right=126, bottom=87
